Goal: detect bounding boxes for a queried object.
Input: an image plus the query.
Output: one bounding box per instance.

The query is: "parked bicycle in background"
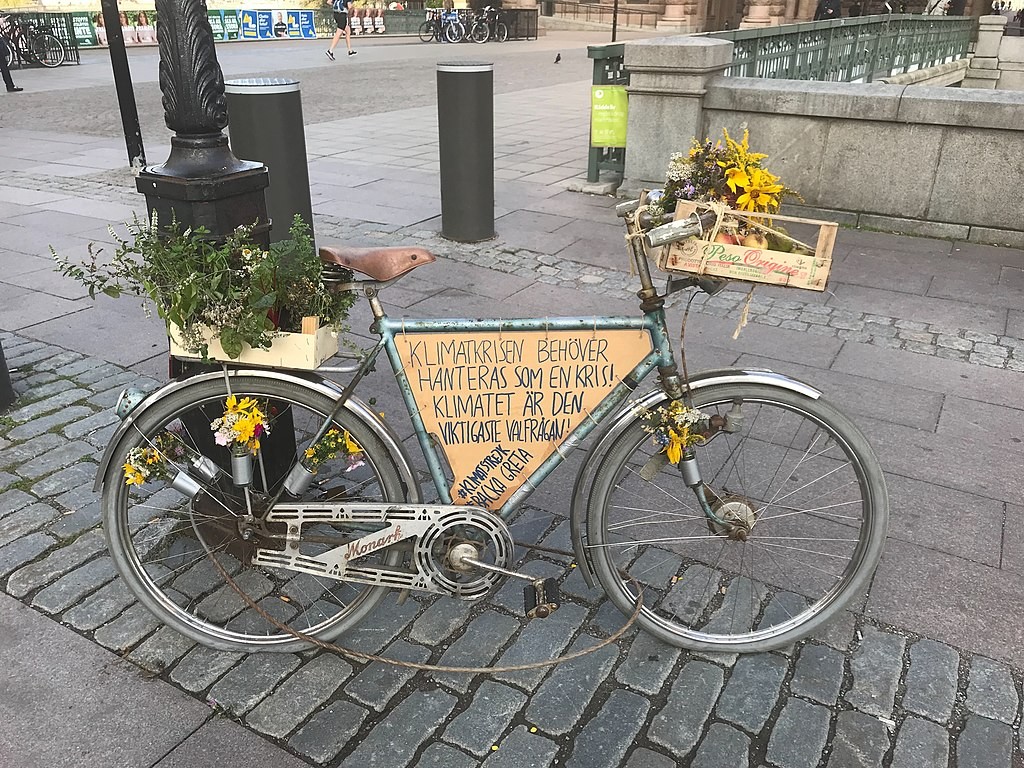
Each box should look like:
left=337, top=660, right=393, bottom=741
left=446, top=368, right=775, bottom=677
left=0, top=14, right=66, bottom=68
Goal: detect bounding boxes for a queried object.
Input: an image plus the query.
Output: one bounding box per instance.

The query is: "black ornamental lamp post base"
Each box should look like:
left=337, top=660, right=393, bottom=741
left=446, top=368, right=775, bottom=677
left=136, top=133, right=271, bottom=247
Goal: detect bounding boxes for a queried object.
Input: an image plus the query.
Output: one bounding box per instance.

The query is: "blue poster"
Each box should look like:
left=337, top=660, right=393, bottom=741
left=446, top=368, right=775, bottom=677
left=297, top=11, right=316, bottom=38
left=256, top=10, right=274, bottom=39
left=239, top=9, right=259, bottom=39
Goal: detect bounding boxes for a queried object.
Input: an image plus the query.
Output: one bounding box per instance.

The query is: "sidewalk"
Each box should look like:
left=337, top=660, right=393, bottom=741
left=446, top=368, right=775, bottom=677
left=2, top=40, right=1024, bottom=768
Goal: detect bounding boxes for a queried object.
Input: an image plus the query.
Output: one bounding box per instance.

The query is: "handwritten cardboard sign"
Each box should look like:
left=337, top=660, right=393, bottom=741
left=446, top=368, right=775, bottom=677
left=396, top=329, right=650, bottom=509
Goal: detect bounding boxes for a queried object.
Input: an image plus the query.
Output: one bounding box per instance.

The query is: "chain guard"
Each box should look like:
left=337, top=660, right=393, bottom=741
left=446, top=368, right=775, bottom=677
left=250, top=502, right=514, bottom=599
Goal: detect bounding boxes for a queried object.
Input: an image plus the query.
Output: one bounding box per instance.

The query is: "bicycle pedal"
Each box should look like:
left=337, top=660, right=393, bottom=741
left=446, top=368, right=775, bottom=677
left=524, top=577, right=560, bottom=619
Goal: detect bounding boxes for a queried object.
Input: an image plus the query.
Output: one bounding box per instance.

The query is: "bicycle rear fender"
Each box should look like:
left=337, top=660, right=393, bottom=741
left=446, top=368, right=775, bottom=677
left=568, top=368, right=821, bottom=587
left=92, top=369, right=421, bottom=503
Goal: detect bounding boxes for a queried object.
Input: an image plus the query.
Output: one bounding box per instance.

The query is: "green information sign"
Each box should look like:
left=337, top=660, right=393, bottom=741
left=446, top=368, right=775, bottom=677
left=590, top=85, right=628, bottom=148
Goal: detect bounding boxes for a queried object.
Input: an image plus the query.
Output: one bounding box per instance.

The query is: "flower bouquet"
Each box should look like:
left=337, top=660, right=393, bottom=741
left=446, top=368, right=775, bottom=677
left=123, top=421, right=221, bottom=496
left=645, top=129, right=837, bottom=293
left=302, top=427, right=365, bottom=474
left=53, top=214, right=354, bottom=368
left=211, top=395, right=271, bottom=485
left=282, top=426, right=366, bottom=497
left=637, top=399, right=708, bottom=464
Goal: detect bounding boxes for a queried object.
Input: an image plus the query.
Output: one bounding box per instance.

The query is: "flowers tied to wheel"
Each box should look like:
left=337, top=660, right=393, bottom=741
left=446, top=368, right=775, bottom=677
left=53, top=214, right=355, bottom=363
left=123, top=425, right=192, bottom=486
left=638, top=400, right=708, bottom=464
left=211, top=395, right=270, bottom=456
left=302, top=427, right=366, bottom=474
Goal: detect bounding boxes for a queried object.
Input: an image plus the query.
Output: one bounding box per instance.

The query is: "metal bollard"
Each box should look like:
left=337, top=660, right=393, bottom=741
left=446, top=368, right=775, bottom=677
left=224, top=78, right=314, bottom=244
left=437, top=62, right=495, bottom=242
left=0, top=340, right=14, bottom=411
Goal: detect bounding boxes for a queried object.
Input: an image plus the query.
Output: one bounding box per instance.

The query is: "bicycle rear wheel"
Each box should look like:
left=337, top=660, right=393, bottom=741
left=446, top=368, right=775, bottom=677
left=470, top=21, right=489, bottom=42
left=101, top=373, right=411, bottom=653
left=586, top=383, right=887, bottom=652
left=30, top=32, right=65, bottom=67
left=418, top=20, right=436, bottom=42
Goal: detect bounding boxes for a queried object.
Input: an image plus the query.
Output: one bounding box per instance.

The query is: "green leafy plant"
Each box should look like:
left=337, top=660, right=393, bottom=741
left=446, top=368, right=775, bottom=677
left=53, top=214, right=354, bottom=360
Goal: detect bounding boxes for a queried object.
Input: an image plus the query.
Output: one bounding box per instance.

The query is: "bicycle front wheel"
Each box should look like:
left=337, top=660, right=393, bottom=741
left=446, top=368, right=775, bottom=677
left=494, top=21, right=508, bottom=42
left=444, top=20, right=465, bottom=42
left=101, top=373, right=410, bottom=653
left=586, top=383, right=887, bottom=653
left=30, top=32, right=65, bottom=67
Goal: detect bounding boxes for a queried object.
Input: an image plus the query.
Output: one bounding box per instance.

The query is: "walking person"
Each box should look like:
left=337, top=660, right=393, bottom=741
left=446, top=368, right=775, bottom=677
left=813, top=0, right=842, bottom=19
left=0, top=17, right=23, bottom=93
left=325, top=0, right=356, bottom=60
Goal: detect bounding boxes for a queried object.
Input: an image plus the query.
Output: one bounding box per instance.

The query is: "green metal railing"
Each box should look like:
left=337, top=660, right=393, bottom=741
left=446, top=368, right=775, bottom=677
left=587, top=42, right=628, bottom=183
left=541, top=0, right=659, bottom=29
left=707, top=14, right=974, bottom=82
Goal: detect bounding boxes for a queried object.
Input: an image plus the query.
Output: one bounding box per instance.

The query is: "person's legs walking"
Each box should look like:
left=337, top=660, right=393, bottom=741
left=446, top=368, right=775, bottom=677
left=0, top=36, right=22, bottom=92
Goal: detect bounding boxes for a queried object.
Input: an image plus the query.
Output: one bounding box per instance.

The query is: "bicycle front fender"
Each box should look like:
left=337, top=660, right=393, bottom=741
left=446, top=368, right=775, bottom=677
left=568, top=368, right=822, bottom=587
left=92, top=369, right=421, bottom=504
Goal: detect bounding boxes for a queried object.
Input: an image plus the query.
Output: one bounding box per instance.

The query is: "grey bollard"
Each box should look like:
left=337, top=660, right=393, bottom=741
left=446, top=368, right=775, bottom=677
left=437, top=62, right=495, bottom=242
left=224, top=78, right=314, bottom=244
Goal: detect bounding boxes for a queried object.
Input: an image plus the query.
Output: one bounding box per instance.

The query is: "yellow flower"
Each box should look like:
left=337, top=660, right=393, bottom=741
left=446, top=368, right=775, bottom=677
left=735, top=168, right=784, bottom=212
left=724, top=166, right=749, bottom=194
left=124, top=464, right=145, bottom=486
left=666, top=436, right=682, bottom=465
left=225, top=394, right=240, bottom=413
left=343, top=431, right=362, bottom=454
left=721, top=128, right=768, bottom=168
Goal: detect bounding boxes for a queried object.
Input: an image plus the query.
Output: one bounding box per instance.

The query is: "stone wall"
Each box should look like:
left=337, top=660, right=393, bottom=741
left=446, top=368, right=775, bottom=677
left=997, top=30, right=1024, bottom=89
left=622, top=35, right=1024, bottom=247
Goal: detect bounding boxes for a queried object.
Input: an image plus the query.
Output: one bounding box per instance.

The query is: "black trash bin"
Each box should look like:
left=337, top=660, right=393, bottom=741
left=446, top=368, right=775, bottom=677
left=437, top=62, right=495, bottom=243
left=224, top=78, right=314, bottom=243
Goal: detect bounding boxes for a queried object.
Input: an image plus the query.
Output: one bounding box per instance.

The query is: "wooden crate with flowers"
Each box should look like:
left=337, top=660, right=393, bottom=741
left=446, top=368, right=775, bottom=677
left=54, top=215, right=354, bottom=370
left=644, top=130, right=837, bottom=292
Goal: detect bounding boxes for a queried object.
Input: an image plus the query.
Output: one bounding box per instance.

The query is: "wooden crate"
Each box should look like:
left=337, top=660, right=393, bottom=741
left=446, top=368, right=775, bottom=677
left=656, top=202, right=837, bottom=292
left=169, top=317, right=338, bottom=370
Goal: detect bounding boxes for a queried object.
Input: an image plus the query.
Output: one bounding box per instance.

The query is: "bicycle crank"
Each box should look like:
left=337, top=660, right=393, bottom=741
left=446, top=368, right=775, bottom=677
left=250, top=502, right=517, bottom=600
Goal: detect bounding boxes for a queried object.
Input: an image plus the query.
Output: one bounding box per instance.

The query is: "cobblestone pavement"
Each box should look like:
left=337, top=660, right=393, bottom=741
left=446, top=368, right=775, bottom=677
left=1, top=330, right=1023, bottom=768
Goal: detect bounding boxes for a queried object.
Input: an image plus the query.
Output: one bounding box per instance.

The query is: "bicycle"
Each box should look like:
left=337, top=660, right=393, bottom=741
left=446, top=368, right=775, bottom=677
left=417, top=8, right=442, bottom=42
left=470, top=5, right=508, bottom=43
left=0, top=14, right=66, bottom=69
left=94, top=202, right=888, bottom=656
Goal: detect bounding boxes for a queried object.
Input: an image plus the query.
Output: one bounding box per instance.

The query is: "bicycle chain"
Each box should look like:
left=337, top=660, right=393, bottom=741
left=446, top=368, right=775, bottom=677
left=209, top=540, right=644, bottom=674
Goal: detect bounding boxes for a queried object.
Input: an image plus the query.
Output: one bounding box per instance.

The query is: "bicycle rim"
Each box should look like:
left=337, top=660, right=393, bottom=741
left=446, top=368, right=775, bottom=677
left=102, top=375, right=409, bottom=653
left=418, top=20, right=435, bottom=42
left=34, top=33, right=65, bottom=67
left=470, top=22, right=489, bottom=42
left=496, top=22, right=508, bottom=41
left=586, top=383, right=887, bottom=652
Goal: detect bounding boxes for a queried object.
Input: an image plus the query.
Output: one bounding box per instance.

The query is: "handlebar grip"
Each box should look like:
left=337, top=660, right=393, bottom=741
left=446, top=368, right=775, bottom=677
left=645, top=211, right=719, bottom=248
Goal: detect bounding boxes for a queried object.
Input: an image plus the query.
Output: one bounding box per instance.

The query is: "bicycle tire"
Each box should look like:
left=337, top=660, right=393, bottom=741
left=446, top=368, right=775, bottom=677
left=494, top=21, right=508, bottom=42
left=418, top=20, right=436, bottom=42
left=444, top=20, right=465, bottom=43
left=470, top=21, right=489, bottom=43
left=585, top=383, right=887, bottom=653
left=101, top=374, right=410, bottom=653
left=30, top=32, right=65, bottom=67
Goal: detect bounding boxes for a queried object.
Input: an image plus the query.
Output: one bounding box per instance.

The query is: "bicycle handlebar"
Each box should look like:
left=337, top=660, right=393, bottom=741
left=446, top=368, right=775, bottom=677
left=645, top=211, right=719, bottom=248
